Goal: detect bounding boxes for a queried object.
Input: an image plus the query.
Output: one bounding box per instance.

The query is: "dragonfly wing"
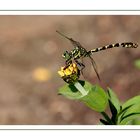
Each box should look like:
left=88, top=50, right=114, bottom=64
left=89, top=55, right=101, bottom=81
left=70, top=39, right=83, bottom=49
left=56, top=30, right=84, bottom=49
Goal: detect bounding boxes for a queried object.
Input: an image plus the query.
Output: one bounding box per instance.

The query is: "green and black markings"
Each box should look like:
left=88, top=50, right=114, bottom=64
left=56, top=30, right=138, bottom=80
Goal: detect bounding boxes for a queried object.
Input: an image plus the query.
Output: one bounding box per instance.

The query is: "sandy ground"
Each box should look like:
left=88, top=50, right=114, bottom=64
left=0, top=15, right=139, bottom=124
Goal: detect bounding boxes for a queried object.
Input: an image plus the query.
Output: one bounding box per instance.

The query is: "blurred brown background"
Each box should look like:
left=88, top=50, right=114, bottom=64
left=0, top=15, right=139, bottom=124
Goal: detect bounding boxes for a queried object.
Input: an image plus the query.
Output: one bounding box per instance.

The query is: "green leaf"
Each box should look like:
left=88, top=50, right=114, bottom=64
left=122, top=95, right=140, bottom=108
left=80, top=85, right=108, bottom=112
left=134, top=59, right=140, bottom=69
left=58, top=80, right=93, bottom=100
left=121, top=112, right=140, bottom=122
left=130, top=118, right=140, bottom=125
left=107, top=88, right=121, bottom=112
left=119, top=95, right=140, bottom=125
left=108, top=100, right=117, bottom=124
left=119, top=104, right=134, bottom=119
left=100, top=119, right=111, bottom=125
left=101, top=112, right=113, bottom=124
left=59, top=81, right=108, bottom=112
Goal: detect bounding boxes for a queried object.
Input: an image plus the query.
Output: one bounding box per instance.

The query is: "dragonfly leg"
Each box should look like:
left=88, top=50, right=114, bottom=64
left=63, top=60, right=72, bottom=70
left=74, top=59, right=85, bottom=76
left=80, top=63, right=85, bottom=76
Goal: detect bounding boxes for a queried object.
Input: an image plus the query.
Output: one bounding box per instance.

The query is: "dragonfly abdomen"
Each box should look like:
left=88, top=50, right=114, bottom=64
left=89, top=42, right=138, bottom=54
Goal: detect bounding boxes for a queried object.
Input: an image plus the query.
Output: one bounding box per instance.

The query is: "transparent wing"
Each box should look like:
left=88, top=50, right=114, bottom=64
left=56, top=30, right=84, bottom=49
left=89, top=55, right=101, bottom=81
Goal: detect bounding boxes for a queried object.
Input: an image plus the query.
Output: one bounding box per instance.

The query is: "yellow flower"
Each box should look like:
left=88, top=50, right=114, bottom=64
left=64, top=68, right=72, bottom=75
left=69, top=65, right=74, bottom=72
left=58, top=63, right=80, bottom=84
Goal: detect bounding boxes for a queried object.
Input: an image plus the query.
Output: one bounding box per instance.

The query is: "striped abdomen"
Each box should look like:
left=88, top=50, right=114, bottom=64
left=89, top=42, right=138, bottom=54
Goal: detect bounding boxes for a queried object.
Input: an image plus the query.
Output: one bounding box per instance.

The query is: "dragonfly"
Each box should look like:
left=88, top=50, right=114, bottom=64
left=56, top=30, right=138, bottom=80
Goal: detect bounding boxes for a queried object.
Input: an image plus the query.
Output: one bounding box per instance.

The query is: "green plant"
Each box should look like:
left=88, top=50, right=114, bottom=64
left=134, top=59, right=140, bottom=69
left=58, top=63, right=140, bottom=125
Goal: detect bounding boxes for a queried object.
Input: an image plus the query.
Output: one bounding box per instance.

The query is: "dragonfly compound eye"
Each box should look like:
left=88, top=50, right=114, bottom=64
left=62, top=51, right=71, bottom=60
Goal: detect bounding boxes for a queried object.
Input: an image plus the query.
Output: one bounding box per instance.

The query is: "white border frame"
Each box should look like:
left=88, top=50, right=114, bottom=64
left=0, top=10, right=140, bottom=15
left=0, top=125, right=139, bottom=130
left=0, top=0, right=140, bottom=10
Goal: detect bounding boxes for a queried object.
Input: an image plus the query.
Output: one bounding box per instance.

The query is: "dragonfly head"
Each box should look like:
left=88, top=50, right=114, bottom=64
left=62, top=51, right=71, bottom=60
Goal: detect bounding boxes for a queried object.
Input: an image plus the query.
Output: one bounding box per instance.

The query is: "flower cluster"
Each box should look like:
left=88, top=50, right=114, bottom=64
left=58, top=63, right=80, bottom=84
